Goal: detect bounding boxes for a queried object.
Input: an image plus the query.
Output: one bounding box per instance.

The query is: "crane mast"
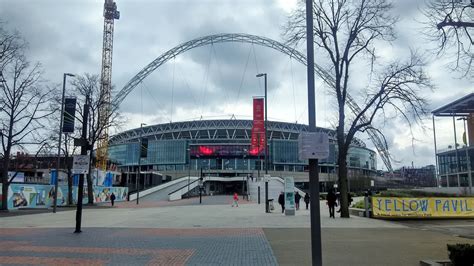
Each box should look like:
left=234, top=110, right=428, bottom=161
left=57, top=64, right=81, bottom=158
left=97, top=0, right=119, bottom=170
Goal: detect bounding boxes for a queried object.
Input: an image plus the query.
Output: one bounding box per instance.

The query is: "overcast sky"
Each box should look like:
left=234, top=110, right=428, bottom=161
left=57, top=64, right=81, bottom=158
left=0, top=0, right=472, bottom=170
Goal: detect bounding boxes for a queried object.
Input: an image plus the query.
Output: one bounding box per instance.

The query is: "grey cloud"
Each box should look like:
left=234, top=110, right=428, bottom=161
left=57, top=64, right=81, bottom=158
left=1, top=0, right=471, bottom=169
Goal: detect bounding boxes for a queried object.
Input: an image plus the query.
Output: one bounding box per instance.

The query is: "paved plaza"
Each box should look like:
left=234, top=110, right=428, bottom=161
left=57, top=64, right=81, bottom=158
left=1, top=195, right=474, bottom=265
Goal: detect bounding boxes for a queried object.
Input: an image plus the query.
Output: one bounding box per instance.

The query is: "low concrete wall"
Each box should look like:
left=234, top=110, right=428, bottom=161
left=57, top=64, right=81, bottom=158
left=349, top=208, right=368, bottom=217
left=129, top=177, right=198, bottom=201
left=272, top=176, right=306, bottom=195
left=168, top=176, right=252, bottom=201
left=168, top=180, right=200, bottom=201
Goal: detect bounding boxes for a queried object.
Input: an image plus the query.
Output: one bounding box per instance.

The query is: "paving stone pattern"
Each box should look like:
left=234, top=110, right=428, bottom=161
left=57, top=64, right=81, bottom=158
left=0, top=228, right=278, bottom=266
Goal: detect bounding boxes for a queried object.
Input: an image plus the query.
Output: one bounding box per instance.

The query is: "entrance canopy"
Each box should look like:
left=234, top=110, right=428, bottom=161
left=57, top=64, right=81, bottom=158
left=432, top=93, right=474, bottom=117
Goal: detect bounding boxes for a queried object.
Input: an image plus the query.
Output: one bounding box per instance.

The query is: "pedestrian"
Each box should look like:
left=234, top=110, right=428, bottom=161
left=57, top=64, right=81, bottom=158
left=304, top=193, right=310, bottom=210
left=232, top=192, right=239, bottom=207
left=110, top=192, right=116, bottom=207
left=337, top=193, right=353, bottom=213
left=326, top=189, right=337, bottom=218
left=295, top=191, right=301, bottom=210
left=278, top=191, right=285, bottom=213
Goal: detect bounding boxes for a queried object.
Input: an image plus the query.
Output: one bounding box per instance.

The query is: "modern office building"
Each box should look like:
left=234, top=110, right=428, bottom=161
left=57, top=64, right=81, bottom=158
left=432, top=93, right=473, bottom=192
left=108, top=119, right=377, bottom=192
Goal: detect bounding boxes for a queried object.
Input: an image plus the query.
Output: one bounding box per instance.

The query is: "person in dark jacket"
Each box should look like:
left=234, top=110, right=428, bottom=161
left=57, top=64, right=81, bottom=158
left=294, top=191, right=302, bottom=210
left=110, top=193, right=116, bottom=207
left=278, top=192, right=285, bottom=213
left=337, top=193, right=354, bottom=213
left=304, top=193, right=310, bottom=210
left=326, top=190, right=337, bottom=218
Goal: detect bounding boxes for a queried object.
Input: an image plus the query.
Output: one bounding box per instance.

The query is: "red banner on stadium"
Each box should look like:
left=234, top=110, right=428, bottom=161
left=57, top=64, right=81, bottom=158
left=250, top=98, right=265, bottom=156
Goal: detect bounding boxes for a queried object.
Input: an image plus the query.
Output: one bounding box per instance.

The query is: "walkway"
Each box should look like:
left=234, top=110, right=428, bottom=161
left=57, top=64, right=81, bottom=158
left=0, top=227, right=276, bottom=265
left=1, top=198, right=473, bottom=265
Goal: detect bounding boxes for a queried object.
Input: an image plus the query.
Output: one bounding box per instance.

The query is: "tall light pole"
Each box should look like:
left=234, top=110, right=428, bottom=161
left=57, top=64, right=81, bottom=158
left=256, top=73, right=269, bottom=213
left=187, top=147, right=191, bottom=197
left=306, top=0, right=322, bottom=265
left=53, top=73, right=75, bottom=213
left=458, top=117, right=472, bottom=195
left=136, top=123, right=146, bottom=204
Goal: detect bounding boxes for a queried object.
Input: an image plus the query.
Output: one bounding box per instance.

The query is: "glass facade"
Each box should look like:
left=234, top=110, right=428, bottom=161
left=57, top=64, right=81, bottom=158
left=437, top=147, right=474, bottom=187
left=438, top=147, right=474, bottom=175
left=109, top=140, right=187, bottom=166
left=109, top=142, right=139, bottom=165
left=109, top=139, right=377, bottom=172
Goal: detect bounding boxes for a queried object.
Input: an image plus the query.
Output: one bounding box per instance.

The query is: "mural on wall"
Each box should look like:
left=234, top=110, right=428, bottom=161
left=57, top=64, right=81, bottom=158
left=6, top=184, right=67, bottom=210
left=1, top=183, right=128, bottom=210
left=93, top=186, right=128, bottom=203
left=92, top=170, right=121, bottom=186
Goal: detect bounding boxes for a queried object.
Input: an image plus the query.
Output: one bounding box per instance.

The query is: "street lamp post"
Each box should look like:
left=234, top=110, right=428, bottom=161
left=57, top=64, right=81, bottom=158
left=305, top=0, right=323, bottom=265
left=136, top=123, right=146, bottom=204
left=256, top=73, right=269, bottom=213
left=53, top=73, right=75, bottom=213
left=458, top=117, right=472, bottom=195
left=187, top=147, right=191, bottom=197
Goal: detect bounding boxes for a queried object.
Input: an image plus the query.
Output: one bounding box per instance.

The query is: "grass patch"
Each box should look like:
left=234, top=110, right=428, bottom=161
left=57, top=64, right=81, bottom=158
left=352, top=199, right=365, bottom=209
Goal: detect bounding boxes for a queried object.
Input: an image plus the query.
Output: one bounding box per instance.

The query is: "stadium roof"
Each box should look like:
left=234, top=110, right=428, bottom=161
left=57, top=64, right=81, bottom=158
left=432, top=93, right=474, bottom=117
left=109, top=119, right=368, bottom=148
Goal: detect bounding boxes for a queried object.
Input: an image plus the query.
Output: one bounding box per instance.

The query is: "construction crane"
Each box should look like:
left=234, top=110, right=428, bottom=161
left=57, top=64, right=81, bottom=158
left=97, top=0, right=120, bottom=170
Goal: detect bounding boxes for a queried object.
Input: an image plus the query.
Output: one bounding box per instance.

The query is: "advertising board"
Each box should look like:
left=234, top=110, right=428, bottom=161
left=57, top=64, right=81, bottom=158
left=372, top=197, right=474, bottom=218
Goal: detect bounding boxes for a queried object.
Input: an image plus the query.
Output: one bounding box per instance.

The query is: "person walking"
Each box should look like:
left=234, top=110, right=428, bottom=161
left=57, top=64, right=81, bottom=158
left=337, top=193, right=353, bottom=213
left=327, top=189, right=337, bottom=218
left=232, top=192, right=239, bottom=207
left=278, top=192, right=285, bottom=213
left=294, top=191, right=301, bottom=210
left=304, top=193, right=310, bottom=210
left=110, top=192, right=116, bottom=207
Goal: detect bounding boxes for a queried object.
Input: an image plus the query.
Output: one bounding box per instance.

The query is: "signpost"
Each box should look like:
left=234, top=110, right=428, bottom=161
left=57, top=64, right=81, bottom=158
left=263, top=174, right=271, bottom=183
left=298, top=132, right=329, bottom=160
left=284, top=177, right=296, bottom=216
left=72, top=155, right=90, bottom=174
left=62, top=97, right=77, bottom=133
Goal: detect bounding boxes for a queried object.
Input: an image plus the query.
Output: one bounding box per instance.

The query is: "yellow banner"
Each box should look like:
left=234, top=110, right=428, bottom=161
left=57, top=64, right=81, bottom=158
left=372, top=197, right=474, bottom=218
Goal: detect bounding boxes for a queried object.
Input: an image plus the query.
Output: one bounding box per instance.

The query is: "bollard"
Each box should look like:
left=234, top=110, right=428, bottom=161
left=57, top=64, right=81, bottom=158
left=364, top=195, right=369, bottom=218
left=258, top=186, right=261, bottom=204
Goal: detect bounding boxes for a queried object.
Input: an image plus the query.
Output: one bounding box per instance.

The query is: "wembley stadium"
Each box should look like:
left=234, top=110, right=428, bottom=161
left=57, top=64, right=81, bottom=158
left=108, top=119, right=377, bottom=193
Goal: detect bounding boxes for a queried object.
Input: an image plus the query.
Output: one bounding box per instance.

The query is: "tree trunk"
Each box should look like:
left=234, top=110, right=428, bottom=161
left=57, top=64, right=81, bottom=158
left=1, top=172, right=8, bottom=211
left=86, top=172, right=94, bottom=204
left=338, top=148, right=350, bottom=218
left=67, top=169, right=73, bottom=205
left=1, top=157, right=10, bottom=210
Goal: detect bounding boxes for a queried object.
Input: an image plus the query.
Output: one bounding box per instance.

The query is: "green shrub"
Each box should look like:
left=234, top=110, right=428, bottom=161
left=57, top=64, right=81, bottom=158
left=379, top=190, right=468, bottom=198
left=447, top=244, right=474, bottom=266
left=352, top=199, right=365, bottom=209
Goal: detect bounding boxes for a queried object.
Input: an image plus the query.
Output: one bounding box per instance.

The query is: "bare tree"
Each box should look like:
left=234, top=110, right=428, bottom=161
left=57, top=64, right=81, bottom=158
left=45, top=104, right=80, bottom=206
left=71, top=73, right=123, bottom=204
left=284, top=0, right=433, bottom=217
left=422, top=0, right=474, bottom=75
left=0, top=27, right=55, bottom=210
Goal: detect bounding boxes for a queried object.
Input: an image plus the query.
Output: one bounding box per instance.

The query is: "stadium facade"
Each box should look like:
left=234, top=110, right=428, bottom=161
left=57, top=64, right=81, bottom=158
left=108, top=119, right=377, bottom=192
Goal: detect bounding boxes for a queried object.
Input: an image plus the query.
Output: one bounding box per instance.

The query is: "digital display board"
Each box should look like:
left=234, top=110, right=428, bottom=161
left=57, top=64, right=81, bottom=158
left=189, top=145, right=263, bottom=158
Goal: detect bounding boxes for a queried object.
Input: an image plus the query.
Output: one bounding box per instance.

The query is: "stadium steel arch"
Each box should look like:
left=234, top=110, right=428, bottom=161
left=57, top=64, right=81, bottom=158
left=113, top=33, right=393, bottom=172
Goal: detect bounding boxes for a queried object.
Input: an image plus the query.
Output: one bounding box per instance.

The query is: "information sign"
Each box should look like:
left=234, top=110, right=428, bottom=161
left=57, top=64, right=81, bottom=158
left=298, top=132, right=329, bottom=160
left=72, top=155, right=90, bottom=174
